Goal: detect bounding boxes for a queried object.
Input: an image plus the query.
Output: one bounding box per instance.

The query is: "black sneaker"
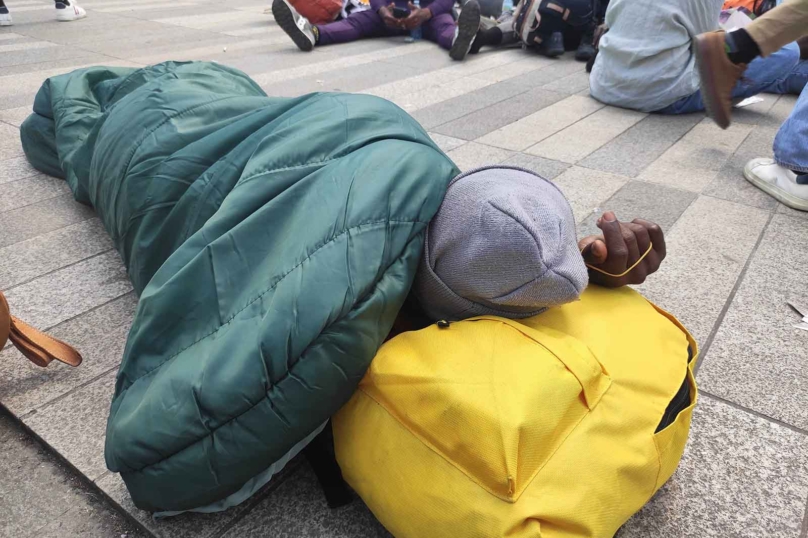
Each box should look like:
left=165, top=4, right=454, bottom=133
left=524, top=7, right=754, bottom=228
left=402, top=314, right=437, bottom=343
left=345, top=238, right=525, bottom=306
left=273, top=0, right=316, bottom=52
left=537, top=31, right=564, bottom=58
left=575, top=39, right=595, bottom=62
left=449, top=0, right=482, bottom=61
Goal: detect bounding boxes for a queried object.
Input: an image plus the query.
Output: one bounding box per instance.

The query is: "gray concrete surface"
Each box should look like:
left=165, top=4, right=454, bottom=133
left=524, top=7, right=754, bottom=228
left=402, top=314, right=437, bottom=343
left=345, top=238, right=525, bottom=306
left=1, top=0, right=808, bottom=536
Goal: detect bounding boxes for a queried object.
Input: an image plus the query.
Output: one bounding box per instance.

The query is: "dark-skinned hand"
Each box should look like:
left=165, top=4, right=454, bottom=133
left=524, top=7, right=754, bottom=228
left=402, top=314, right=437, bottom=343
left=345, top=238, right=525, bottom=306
left=379, top=3, right=403, bottom=29
left=578, top=211, right=667, bottom=288
left=402, top=2, right=431, bottom=29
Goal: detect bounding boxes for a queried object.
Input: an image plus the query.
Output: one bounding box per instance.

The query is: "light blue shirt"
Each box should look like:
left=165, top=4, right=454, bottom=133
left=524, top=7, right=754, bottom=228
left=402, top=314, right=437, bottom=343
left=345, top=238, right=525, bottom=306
left=590, top=0, right=723, bottom=112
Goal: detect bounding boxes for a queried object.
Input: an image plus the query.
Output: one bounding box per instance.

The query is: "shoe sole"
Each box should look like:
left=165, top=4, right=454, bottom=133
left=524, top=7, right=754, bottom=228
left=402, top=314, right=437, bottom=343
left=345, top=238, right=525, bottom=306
left=541, top=48, right=564, bottom=58
left=744, top=164, right=808, bottom=212
left=449, top=1, right=481, bottom=61
left=694, top=34, right=730, bottom=130
left=273, top=0, right=313, bottom=52
left=0, top=21, right=12, bottom=26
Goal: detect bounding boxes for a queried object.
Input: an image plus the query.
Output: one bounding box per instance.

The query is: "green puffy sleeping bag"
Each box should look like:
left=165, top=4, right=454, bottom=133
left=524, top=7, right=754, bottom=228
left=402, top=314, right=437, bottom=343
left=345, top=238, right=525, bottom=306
left=20, top=61, right=458, bottom=512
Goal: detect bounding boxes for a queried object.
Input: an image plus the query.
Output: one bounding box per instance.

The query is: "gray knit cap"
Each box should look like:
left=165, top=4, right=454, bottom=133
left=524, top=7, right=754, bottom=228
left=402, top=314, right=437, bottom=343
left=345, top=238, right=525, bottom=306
left=414, top=166, right=588, bottom=321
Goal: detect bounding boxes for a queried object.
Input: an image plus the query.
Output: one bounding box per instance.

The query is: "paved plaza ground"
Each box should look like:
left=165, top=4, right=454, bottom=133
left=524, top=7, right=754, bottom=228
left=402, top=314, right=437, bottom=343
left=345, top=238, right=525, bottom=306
left=1, top=0, right=808, bottom=536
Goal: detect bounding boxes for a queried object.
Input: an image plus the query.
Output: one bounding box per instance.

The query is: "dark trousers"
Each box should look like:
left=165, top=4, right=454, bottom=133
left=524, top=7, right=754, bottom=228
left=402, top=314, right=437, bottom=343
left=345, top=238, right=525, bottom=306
left=316, top=9, right=458, bottom=50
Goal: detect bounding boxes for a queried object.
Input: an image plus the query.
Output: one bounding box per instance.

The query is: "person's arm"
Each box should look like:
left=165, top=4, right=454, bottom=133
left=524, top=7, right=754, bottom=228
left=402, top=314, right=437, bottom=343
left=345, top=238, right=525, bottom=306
left=578, top=211, right=667, bottom=288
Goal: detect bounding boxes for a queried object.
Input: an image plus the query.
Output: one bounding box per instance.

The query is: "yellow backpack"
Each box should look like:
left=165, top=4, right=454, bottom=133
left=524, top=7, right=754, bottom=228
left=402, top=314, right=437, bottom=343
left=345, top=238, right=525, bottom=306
left=333, top=286, right=697, bottom=538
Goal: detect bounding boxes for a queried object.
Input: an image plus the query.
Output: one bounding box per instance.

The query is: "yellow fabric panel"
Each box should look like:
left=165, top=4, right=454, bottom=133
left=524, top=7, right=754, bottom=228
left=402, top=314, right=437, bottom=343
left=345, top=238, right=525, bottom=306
left=333, top=286, right=698, bottom=538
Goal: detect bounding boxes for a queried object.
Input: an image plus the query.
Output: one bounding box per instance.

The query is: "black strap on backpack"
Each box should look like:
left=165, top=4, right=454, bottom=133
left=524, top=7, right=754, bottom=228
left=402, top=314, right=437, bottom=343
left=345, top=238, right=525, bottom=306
left=302, top=420, right=354, bottom=508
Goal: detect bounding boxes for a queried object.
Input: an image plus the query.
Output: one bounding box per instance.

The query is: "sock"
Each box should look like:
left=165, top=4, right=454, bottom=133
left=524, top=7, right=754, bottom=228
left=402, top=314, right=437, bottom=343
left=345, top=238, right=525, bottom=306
left=796, top=173, right=808, bottom=185
left=0, top=0, right=7, bottom=9
left=56, top=0, right=71, bottom=5
left=312, top=25, right=320, bottom=43
left=469, top=27, right=502, bottom=54
left=725, top=29, right=761, bottom=65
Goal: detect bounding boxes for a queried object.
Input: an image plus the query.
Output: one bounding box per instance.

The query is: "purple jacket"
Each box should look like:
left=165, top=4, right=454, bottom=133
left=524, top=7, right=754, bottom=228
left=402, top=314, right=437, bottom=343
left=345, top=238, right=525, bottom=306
left=369, top=0, right=456, bottom=18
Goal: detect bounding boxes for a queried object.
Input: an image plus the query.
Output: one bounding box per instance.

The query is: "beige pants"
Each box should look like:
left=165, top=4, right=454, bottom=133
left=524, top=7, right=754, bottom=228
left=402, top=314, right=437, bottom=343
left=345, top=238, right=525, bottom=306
left=746, top=0, right=808, bottom=56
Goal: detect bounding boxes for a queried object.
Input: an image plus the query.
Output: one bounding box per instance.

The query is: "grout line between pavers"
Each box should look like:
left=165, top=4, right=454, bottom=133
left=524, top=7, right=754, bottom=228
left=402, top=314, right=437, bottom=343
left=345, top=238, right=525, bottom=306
left=0, top=190, right=75, bottom=215
left=36, top=288, right=134, bottom=333
left=700, top=390, right=808, bottom=436
left=801, top=494, right=808, bottom=538
left=1, top=246, right=116, bottom=292
left=0, top=403, right=159, bottom=538
left=18, top=365, right=119, bottom=419
left=211, top=457, right=308, bottom=538
left=693, top=210, right=774, bottom=375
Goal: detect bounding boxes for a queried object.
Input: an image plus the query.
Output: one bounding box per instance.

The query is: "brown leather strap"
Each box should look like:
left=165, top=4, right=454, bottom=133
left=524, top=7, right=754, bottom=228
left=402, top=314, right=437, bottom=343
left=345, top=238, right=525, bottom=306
left=0, top=292, right=82, bottom=368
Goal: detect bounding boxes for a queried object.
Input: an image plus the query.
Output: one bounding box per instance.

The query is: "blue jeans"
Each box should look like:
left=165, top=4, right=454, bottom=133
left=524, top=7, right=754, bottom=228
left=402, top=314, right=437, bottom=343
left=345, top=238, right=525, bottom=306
left=774, top=84, right=808, bottom=174
left=657, top=42, right=808, bottom=115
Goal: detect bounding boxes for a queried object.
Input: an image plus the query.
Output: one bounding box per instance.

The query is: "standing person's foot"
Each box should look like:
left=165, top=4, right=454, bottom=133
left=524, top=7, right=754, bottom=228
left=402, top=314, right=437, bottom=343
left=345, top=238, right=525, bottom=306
left=0, top=4, right=12, bottom=26
left=693, top=31, right=747, bottom=130
left=575, top=39, right=595, bottom=61
left=55, top=0, right=86, bottom=21
left=273, top=0, right=316, bottom=52
left=744, top=158, right=808, bottom=211
left=537, top=31, right=564, bottom=57
left=449, top=0, right=481, bottom=61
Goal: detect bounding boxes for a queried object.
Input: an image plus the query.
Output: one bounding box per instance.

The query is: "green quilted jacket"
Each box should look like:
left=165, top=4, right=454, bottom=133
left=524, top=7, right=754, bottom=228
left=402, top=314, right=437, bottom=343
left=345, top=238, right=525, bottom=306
left=20, top=61, right=458, bottom=512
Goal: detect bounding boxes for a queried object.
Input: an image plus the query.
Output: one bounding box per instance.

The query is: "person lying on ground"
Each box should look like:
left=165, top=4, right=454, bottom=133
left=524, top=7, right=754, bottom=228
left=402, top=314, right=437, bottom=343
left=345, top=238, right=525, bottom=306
left=470, top=0, right=604, bottom=61
left=0, top=0, right=85, bottom=26
left=588, top=0, right=808, bottom=114
left=273, top=0, right=484, bottom=61
left=389, top=166, right=666, bottom=337
left=689, top=0, right=808, bottom=211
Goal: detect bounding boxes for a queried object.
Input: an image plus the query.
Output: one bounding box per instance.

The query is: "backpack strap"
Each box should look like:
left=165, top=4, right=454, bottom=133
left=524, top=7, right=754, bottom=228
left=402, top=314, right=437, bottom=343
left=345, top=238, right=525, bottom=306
left=302, top=420, right=354, bottom=509
left=0, top=291, right=82, bottom=368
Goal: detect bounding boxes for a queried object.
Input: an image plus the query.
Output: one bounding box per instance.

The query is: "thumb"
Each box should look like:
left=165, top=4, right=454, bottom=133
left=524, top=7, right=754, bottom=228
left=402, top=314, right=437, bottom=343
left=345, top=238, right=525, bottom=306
left=408, top=2, right=417, bottom=8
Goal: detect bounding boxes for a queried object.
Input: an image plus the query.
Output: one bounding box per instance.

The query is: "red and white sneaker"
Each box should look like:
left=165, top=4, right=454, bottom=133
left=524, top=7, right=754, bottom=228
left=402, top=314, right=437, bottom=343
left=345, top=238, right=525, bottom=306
left=55, top=0, right=86, bottom=22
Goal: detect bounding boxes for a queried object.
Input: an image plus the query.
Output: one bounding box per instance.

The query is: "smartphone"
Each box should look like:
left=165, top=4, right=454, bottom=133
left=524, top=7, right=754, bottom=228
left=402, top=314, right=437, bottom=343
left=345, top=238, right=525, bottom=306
left=393, top=6, right=410, bottom=18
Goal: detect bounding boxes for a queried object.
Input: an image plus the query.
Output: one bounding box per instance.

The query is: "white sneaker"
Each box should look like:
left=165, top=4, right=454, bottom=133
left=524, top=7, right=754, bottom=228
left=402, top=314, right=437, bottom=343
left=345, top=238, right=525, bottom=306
left=272, top=0, right=315, bottom=52
left=55, top=1, right=86, bottom=22
left=0, top=6, right=12, bottom=26
left=744, top=157, right=808, bottom=211
left=449, top=0, right=481, bottom=61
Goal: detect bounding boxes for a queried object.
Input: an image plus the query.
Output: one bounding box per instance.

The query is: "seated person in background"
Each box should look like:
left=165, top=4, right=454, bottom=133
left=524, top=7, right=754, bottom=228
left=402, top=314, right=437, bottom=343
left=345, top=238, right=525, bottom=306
left=589, top=0, right=808, bottom=114
left=388, top=166, right=666, bottom=337
left=273, top=0, right=484, bottom=61
left=470, top=0, right=603, bottom=61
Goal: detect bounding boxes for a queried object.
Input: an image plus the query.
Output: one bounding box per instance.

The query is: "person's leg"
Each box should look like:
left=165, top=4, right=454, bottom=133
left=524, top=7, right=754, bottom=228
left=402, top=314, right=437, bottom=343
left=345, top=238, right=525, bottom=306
left=774, top=86, right=808, bottom=177
left=317, top=9, right=395, bottom=45
left=436, top=1, right=480, bottom=61
left=732, top=41, right=805, bottom=97
left=746, top=0, right=808, bottom=57
left=694, top=0, right=808, bottom=128
left=0, top=0, right=12, bottom=26
left=658, top=43, right=804, bottom=115
left=423, top=12, right=458, bottom=50
left=743, top=85, right=808, bottom=211
left=274, top=0, right=397, bottom=52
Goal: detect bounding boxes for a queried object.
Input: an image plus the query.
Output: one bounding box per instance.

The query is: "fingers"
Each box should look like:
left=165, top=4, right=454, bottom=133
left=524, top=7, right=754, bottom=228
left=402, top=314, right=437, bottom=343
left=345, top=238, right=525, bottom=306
left=578, top=236, right=608, bottom=265
left=624, top=222, right=650, bottom=281
left=408, top=1, right=416, bottom=8
left=596, top=211, right=628, bottom=272
left=633, top=218, right=666, bottom=261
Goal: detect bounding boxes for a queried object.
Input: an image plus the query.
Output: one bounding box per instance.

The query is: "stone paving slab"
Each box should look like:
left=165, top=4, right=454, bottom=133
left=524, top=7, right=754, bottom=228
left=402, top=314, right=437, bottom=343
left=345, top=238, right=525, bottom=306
left=1, top=1, right=808, bottom=536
